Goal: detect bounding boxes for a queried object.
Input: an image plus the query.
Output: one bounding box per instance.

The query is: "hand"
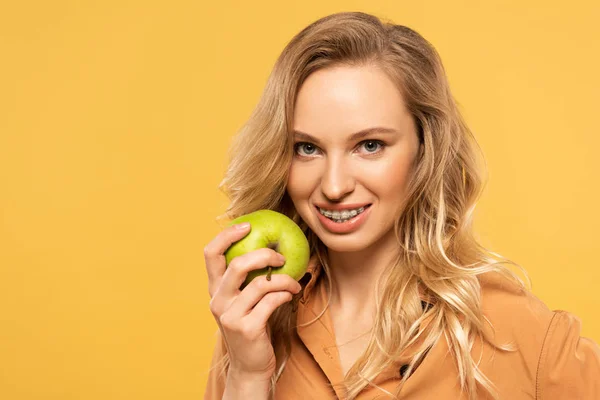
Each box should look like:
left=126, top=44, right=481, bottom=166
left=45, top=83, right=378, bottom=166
left=204, top=222, right=302, bottom=380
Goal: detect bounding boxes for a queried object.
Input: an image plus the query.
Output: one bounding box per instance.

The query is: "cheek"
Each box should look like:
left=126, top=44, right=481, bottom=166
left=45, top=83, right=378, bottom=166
left=363, top=155, right=414, bottom=199
left=287, top=162, right=317, bottom=203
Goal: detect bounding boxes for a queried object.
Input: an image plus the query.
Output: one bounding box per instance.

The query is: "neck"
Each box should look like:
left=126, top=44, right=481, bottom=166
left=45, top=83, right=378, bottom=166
left=326, top=231, right=399, bottom=319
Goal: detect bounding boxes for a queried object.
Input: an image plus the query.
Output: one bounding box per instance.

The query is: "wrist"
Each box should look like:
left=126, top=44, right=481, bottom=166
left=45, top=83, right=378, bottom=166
left=223, top=369, right=271, bottom=399
left=228, top=367, right=273, bottom=383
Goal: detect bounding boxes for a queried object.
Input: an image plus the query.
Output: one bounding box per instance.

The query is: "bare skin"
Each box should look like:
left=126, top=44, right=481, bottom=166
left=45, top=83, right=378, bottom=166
left=203, top=223, right=302, bottom=398
left=287, top=64, right=422, bottom=373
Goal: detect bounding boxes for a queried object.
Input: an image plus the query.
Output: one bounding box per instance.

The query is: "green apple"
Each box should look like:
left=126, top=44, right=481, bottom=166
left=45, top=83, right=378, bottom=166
left=225, top=209, right=310, bottom=288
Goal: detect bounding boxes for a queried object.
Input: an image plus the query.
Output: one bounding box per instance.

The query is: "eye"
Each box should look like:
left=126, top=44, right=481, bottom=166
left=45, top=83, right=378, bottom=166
left=294, top=142, right=319, bottom=157
left=358, top=140, right=385, bottom=154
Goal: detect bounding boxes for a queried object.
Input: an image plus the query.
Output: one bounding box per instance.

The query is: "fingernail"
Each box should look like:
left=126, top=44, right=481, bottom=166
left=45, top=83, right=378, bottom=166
left=235, top=222, right=250, bottom=230
left=277, top=253, right=286, bottom=263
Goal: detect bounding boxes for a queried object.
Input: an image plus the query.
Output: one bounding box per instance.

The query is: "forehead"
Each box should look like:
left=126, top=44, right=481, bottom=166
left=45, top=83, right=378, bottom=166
left=292, top=65, right=410, bottom=137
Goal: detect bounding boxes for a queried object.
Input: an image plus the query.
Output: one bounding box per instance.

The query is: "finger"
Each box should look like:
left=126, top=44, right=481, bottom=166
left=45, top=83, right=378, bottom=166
left=209, top=248, right=286, bottom=319
left=203, top=222, right=251, bottom=293
left=225, top=274, right=301, bottom=320
left=244, top=291, right=294, bottom=330
left=220, top=248, right=286, bottom=298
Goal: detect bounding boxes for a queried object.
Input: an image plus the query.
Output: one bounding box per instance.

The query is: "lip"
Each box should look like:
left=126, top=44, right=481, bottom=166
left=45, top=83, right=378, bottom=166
left=313, top=202, right=371, bottom=211
left=314, top=204, right=372, bottom=234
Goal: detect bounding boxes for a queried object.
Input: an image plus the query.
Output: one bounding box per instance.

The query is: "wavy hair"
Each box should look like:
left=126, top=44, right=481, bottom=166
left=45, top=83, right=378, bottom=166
left=215, top=11, right=529, bottom=400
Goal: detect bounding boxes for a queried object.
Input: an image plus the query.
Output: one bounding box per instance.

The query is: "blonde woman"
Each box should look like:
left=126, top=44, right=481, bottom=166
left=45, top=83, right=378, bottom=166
left=203, top=11, right=600, bottom=400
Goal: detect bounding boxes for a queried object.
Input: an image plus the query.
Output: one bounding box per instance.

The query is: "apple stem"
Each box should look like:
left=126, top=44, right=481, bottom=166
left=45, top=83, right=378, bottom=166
left=266, top=266, right=272, bottom=281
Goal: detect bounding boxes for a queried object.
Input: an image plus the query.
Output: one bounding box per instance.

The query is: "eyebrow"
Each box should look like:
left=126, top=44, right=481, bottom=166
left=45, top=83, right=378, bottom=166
left=292, top=126, right=400, bottom=144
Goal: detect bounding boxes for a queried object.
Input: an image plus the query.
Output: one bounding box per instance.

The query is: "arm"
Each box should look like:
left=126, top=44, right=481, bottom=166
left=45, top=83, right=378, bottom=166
left=204, top=330, right=273, bottom=400
left=537, top=310, right=600, bottom=399
left=223, top=370, right=271, bottom=400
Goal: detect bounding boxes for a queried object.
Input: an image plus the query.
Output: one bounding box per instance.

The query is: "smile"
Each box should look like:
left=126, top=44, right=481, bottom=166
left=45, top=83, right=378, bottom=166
left=313, top=204, right=372, bottom=234
left=317, top=205, right=368, bottom=222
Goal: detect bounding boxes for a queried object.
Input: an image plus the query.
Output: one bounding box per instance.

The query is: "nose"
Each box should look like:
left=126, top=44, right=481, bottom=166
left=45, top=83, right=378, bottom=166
left=320, top=154, right=355, bottom=201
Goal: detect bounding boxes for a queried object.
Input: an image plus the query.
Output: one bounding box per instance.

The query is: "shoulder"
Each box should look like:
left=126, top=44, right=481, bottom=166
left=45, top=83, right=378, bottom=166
left=475, top=272, right=554, bottom=378
left=478, top=271, right=554, bottom=339
left=477, top=272, right=600, bottom=399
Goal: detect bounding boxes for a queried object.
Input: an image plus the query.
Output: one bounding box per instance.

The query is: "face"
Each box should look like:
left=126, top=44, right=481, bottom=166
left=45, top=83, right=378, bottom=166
left=286, top=64, right=422, bottom=253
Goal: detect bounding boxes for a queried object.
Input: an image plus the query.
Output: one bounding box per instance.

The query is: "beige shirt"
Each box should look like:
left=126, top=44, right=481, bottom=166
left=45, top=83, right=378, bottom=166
left=204, top=257, right=600, bottom=399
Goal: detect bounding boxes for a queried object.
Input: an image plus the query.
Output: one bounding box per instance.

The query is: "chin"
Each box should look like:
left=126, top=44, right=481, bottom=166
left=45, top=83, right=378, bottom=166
left=315, top=233, right=376, bottom=253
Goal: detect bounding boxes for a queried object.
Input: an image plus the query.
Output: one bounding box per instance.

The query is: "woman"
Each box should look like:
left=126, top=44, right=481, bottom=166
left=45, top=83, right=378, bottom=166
left=203, top=11, right=600, bottom=400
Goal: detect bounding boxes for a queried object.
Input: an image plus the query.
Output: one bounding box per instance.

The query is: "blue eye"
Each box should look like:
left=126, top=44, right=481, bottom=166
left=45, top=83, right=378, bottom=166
left=294, top=142, right=318, bottom=156
left=360, top=140, right=384, bottom=153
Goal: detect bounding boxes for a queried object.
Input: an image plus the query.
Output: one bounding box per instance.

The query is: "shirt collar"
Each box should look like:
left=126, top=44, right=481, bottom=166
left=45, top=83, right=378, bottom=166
left=295, top=255, right=439, bottom=394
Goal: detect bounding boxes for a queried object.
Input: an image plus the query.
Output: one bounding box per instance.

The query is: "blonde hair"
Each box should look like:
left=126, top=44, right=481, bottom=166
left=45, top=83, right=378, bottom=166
left=215, top=11, right=529, bottom=400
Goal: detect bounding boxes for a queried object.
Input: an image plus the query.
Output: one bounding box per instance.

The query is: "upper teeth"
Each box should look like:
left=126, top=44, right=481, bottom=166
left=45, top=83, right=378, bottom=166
left=318, top=206, right=366, bottom=219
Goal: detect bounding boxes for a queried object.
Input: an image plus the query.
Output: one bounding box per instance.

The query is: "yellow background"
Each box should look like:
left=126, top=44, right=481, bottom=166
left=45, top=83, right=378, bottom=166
left=1, top=1, right=598, bottom=398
